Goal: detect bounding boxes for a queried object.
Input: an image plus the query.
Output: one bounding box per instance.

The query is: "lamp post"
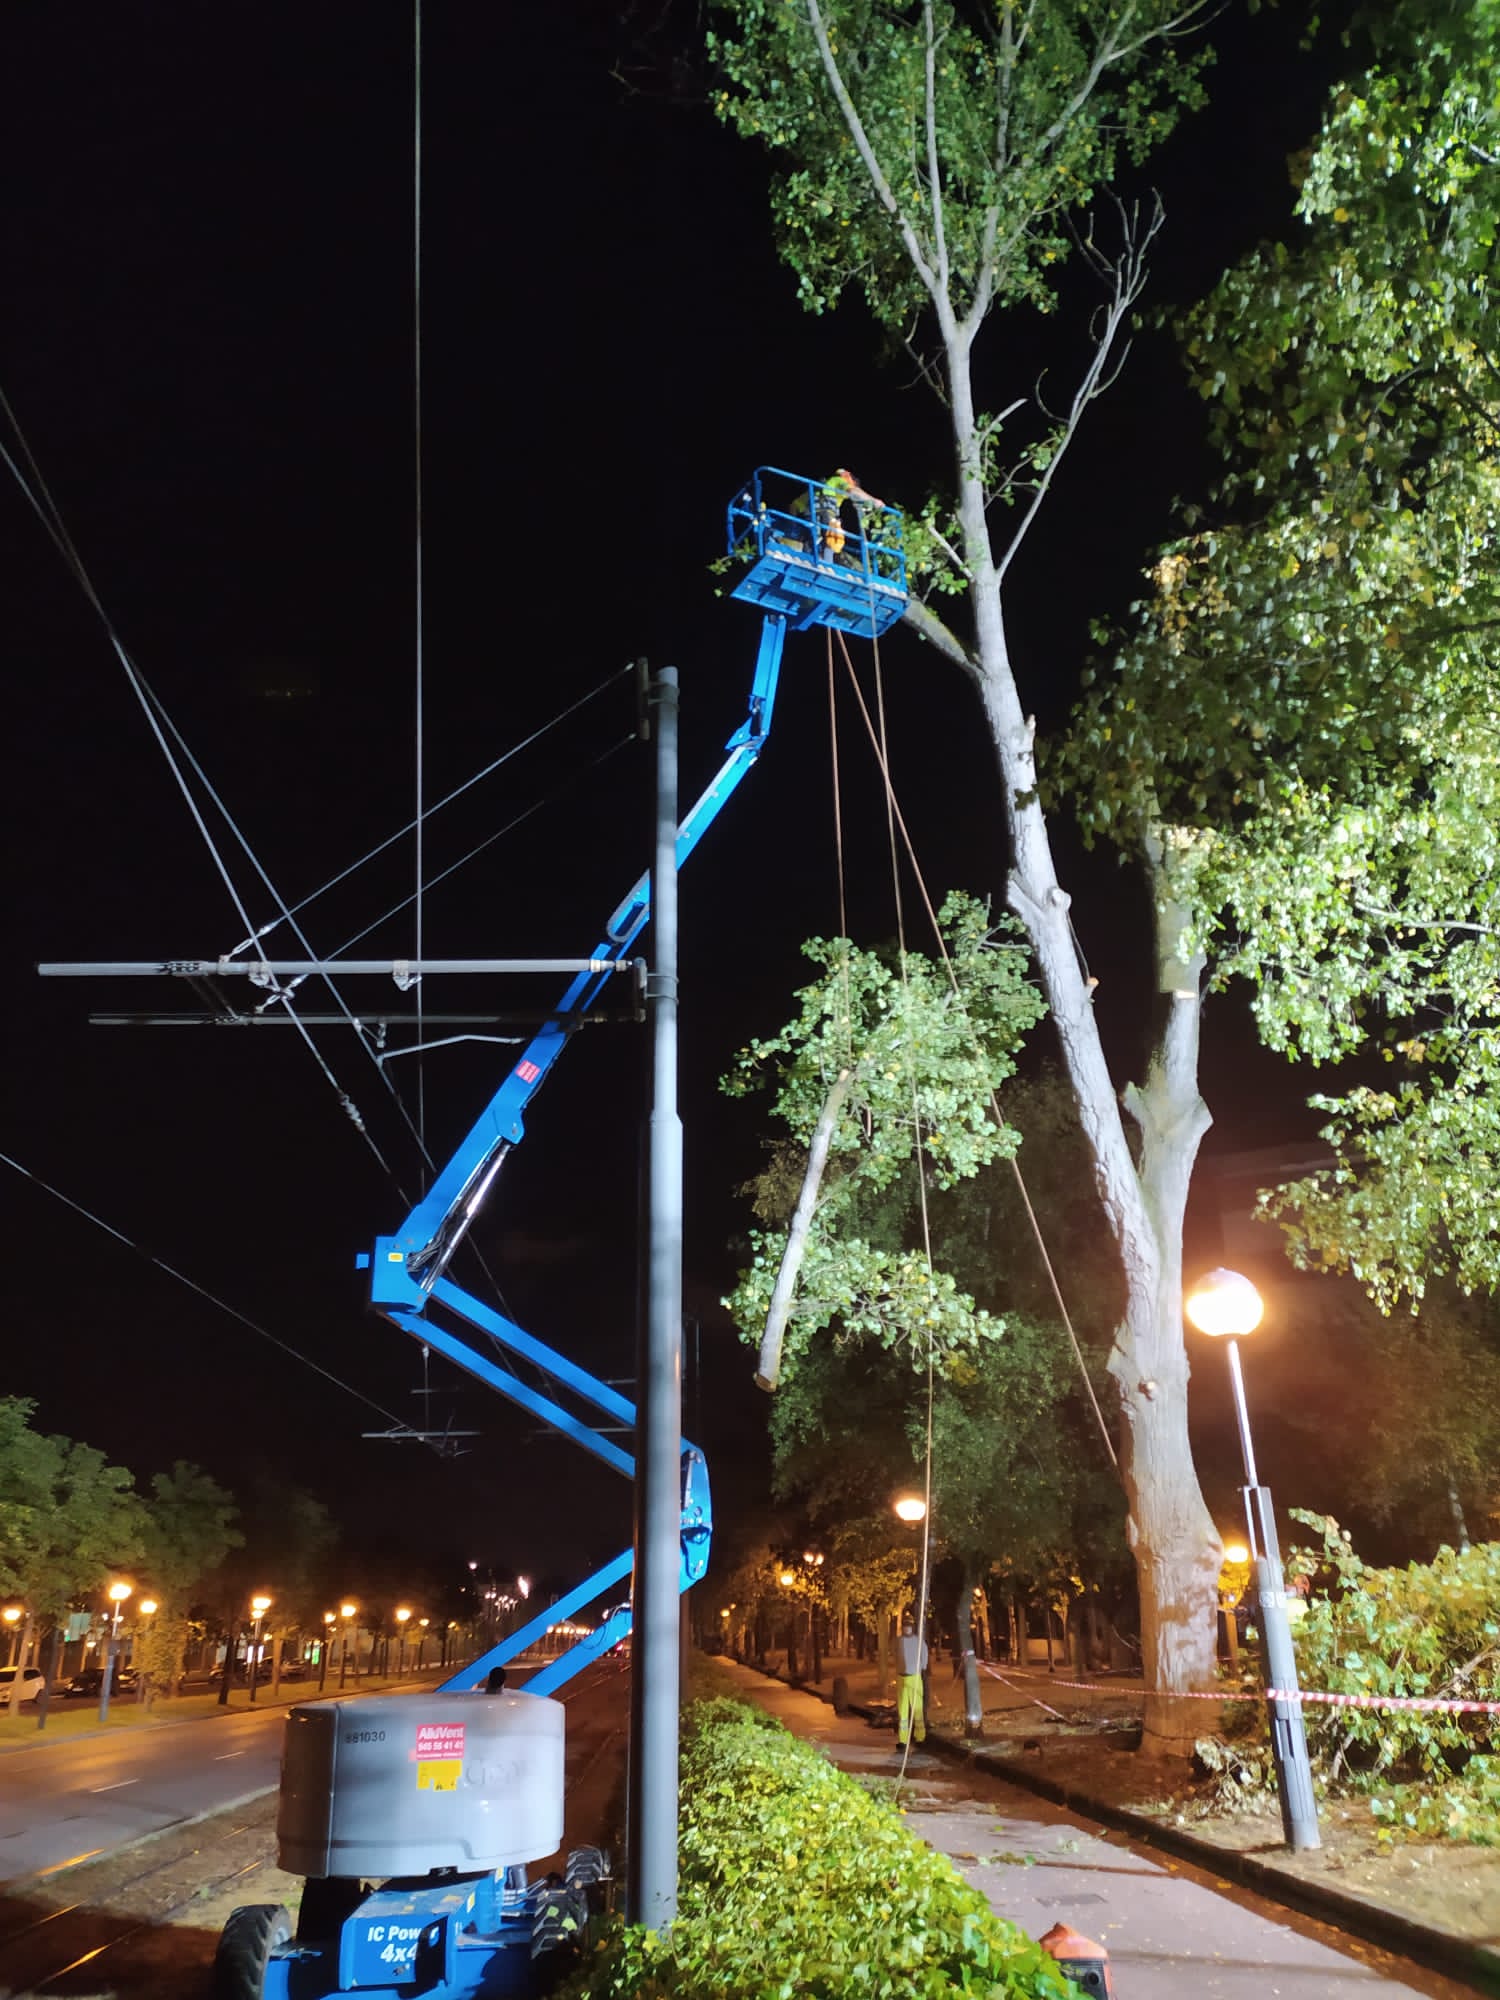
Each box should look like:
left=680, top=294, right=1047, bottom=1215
left=136, top=1598, right=158, bottom=1704
left=2, top=1605, right=20, bottom=1668
left=416, top=1616, right=429, bottom=1672
left=802, top=1552, right=825, bottom=1683
left=99, top=1581, right=132, bottom=1724
left=1219, top=1542, right=1250, bottom=1674
left=395, top=1607, right=412, bottom=1677
left=248, top=1594, right=272, bottom=1702
left=320, top=1611, right=335, bottom=1692
left=339, top=1602, right=358, bottom=1688
left=1186, top=1268, right=1320, bottom=1852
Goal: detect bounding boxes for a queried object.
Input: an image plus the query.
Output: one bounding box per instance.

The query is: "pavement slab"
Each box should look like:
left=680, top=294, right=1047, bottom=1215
left=717, top=1660, right=1478, bottom=1999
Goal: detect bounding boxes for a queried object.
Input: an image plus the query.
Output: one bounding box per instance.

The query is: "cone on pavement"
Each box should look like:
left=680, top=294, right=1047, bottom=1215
left=1038, top=1921, right=1115, bottom=1997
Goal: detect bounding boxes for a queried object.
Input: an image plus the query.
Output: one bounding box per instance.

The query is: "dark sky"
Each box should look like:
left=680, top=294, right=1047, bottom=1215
left=3, top=4, right=1349, bottom=1587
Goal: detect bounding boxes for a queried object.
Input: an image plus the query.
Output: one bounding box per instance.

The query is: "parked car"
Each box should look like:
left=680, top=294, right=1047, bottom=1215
left=0, top=1665, right=47, bottom=1708
left=63, top=1664, right=139, bottom=1699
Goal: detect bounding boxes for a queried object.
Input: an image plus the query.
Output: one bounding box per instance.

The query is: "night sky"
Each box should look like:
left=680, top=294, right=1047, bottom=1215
left=3, top=4, right=1349, bottom=1588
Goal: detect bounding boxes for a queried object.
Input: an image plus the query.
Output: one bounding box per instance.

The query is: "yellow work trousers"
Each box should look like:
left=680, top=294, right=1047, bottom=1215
left=897, top=1671, right=926, bottom=1746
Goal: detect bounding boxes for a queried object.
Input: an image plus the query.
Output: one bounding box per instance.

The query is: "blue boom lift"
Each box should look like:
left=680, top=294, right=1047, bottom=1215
left=214, top=470, right=905, bottom=2000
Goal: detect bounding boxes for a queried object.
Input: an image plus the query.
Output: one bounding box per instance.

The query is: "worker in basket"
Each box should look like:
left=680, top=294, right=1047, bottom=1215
left=816, top=466, right=885, bottom=560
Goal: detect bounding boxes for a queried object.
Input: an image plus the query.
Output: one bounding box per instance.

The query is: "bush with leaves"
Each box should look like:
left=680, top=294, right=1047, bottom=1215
left=1206, top=1517, right=1500, bottom=1844
left=559, top=1693, right=1080, bottom=1999
left=1285, top=1514, right=1500, bottom=1844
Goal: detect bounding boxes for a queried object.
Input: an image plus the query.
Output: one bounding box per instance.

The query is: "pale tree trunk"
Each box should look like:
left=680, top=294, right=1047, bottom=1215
left=932, top=335, right=1221, bottom=1751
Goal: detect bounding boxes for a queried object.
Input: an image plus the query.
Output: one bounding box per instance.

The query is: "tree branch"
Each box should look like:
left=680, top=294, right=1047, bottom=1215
left=995, top=196, right=1162, bottom=583
left=803, top=0, right=945, bottom=307
left=900, top=597, right=983, bottom=684
left=923, top=1, right=951, bottom=297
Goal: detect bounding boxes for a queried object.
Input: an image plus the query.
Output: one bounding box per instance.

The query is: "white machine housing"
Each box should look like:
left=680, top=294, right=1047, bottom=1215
left=277, top=1691, right=565, bottom=1879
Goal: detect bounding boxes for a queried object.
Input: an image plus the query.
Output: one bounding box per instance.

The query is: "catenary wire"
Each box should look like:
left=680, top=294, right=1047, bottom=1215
left=0, top=416, right=410, bottom=1190
left=413, top=0, right=427, bottom=1144
left=0, top=1148, right=429, bottom=1447
left=225, top=667, right=633, bottom=961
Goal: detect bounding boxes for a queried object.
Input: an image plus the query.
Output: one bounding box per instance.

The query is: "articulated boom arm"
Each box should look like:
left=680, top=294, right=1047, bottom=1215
left=364, top=614, right=785, bottom=1690
left=391, top=613, right=787, bottom=1290
left=362, top=471, right=906, bottom=1696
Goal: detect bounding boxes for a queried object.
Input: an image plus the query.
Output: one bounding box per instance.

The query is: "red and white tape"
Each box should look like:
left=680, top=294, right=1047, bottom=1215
left=978, top=1662, right=1500, bottom=1718
left=1266, top=1687, right=1500, bottom=1717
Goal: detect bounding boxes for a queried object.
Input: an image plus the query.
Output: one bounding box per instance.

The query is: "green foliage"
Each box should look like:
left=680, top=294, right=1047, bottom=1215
left=1057, top=0, right=1500, bottom=1304
left=558, top=1694, right=1082, bottom=1998
left=0, top=1397, right=143, bottom=1617
left=137, top=1462, right=242, bottom=1688
left=1284, top=1516, right=1500, bottom=1842
left=724, top=894, right=1044, bottom=1377
left=707, top=0, right=1209, bottom=328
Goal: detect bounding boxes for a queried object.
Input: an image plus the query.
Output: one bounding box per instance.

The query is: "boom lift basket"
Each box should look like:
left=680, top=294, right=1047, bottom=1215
left=726, top=466, right=907, bottom=639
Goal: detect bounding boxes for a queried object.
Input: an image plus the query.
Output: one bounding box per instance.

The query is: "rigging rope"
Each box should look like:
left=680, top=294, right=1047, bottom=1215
left=834, top=627, right=1118, bottom=1471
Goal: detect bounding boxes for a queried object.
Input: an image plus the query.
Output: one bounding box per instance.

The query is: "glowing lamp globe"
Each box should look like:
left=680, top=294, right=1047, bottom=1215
left=1185, top=1269, right=1264, bottom=1340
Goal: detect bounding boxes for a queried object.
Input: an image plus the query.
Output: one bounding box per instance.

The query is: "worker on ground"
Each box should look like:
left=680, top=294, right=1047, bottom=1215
left=896, top=1615, right=928, bottom=1749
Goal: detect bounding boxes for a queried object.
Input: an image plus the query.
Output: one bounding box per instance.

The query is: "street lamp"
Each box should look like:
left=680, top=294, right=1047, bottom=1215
left=1186, top=1267, right=1320, bottom=1852
left=339, top=1602, right=358, bottom=1688
left=320, top=1611, right=335, bottom=1692
left=99, top=1581, right=133, bottom=1724
left=395, top=1606, right=412, bottom=1677
left=893, top=1494, right=927, bottom=1523
left=2, top=1605, right=21, bottom=1668
left=417, top=1616, right=429, bottom=1672
left=248, top=1594, right=272, bottom=1702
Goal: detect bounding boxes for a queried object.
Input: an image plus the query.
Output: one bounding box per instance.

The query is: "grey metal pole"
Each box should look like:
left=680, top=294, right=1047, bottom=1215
left=1247, top=1488, right=1321, bottom=1851
left=97, top=1618, right=114, bottom=1726
left=627, top=666, right=682, bottom=1929
left=1225, top=1340, right=1320, bottom=1852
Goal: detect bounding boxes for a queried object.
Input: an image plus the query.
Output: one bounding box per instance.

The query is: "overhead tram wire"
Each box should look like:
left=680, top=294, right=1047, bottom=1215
left=412, top=0, right=427, bottom=1146
left=6, top=383, right=629, bottom=1400
left=0, top=411, right=410, bottom=1194
left=275, top=734, right=637, bottom=1006
left=0, top=1148, right=430, bottom=1450
left=834, top=626, right=1117, bottom=1471
left=222, top=666, right=635, bottom=963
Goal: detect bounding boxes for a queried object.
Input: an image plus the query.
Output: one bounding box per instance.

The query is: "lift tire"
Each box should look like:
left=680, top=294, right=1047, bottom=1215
left=214, top=1903, right=293, bottom=2000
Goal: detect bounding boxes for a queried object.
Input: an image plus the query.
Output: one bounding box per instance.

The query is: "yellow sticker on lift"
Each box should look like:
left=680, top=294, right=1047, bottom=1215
left=417, top=1759, right=462, bottom=1792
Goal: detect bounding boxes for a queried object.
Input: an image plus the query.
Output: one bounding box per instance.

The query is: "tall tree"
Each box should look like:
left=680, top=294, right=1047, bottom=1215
left=137, top=1461, right=242, bottom=1696
left=0, top=1398, right=143, bottom=1621
left=709, top=0, right=1228, bottom=1741
left=1062, top=0, right=1500, bottom=1310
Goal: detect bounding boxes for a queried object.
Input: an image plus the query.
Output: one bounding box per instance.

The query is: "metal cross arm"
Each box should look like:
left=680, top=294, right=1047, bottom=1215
left=37, top=956, right=636, bottom=979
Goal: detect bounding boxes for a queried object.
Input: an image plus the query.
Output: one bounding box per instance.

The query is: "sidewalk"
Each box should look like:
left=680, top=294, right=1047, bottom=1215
left=716, top=1658, right=1484, bottom=1999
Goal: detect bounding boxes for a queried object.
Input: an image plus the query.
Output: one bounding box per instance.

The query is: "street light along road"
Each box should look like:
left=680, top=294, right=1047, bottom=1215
left=1185, top=1267, right=1320, bottom=1853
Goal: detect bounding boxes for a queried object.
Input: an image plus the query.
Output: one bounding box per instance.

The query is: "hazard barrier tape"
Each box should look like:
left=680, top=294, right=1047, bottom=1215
left=978, top=1661, right=1500, bottom=1718
left=1266, top=1687, right=1500, bottom=1716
